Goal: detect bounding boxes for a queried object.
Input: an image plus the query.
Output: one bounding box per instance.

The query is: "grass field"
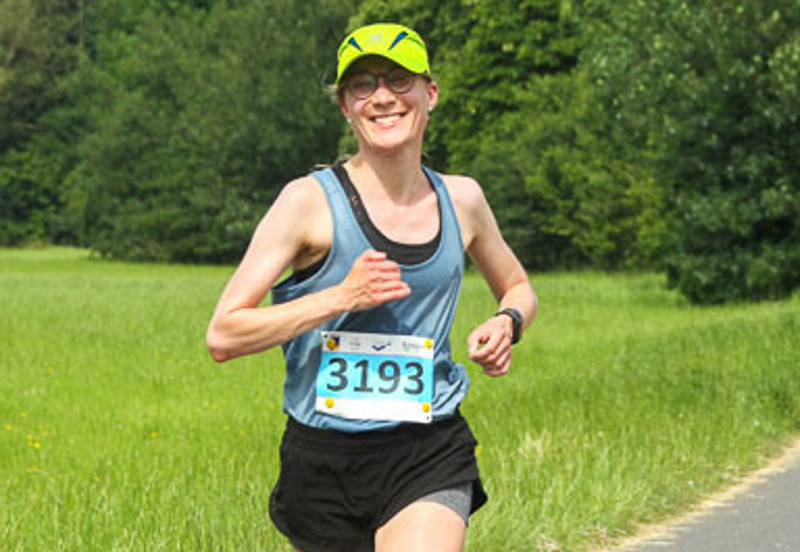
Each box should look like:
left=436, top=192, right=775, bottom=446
left=2, top=247, right=799, bottom=552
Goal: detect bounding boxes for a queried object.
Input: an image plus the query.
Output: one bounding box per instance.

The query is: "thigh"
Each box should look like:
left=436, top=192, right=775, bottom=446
left=374, top=501, right=466, bottom=552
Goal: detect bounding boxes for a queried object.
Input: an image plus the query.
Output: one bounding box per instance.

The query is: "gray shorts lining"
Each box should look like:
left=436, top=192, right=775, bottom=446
left=415, top=482, right=473, bottom=526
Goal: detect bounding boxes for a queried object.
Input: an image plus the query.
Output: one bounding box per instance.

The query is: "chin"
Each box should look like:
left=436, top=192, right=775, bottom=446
left=362, top=125, right=425, bottom=153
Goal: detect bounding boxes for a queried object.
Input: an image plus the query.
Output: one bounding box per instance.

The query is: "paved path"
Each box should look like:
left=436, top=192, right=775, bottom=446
left=607, top=440, right=800, bottom=552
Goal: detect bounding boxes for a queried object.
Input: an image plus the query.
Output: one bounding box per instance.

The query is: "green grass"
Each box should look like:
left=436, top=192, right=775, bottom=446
left=2, top=248, right=799, bottom=551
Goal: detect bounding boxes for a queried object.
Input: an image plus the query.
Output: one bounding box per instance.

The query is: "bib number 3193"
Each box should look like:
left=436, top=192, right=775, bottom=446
left=316, top=331, right=435, bottom=424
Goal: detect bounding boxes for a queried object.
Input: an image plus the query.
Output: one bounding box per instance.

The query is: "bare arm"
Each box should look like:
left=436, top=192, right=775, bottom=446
left=205, top=178, right=410, bottom=363
left=446, top=176, right=538, bottom=376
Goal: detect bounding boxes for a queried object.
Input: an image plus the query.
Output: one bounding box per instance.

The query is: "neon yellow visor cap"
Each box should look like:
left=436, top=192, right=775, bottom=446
left=336, top=23, right=431, bottom=84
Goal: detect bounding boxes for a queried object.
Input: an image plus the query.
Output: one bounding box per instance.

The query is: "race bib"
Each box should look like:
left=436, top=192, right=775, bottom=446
left=316, top=331, right=435, bottom=423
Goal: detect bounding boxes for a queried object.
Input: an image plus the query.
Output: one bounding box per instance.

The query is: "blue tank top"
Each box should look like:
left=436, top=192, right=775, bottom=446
left=271, top=166, right=469, bottom=432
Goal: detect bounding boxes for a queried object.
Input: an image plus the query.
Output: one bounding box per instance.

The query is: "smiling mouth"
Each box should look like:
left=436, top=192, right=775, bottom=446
left=371, top=113, right=403, bottom=128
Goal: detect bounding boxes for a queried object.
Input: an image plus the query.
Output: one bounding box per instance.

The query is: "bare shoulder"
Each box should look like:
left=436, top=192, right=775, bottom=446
left=440, top=173, right=487, bottom=213
left=247, top=173, right=331, bottom=256
left=260, top=173, right=332, bottom=268
left=439, top=173, right=494, bottom=248
left=274, top=174, right=327, bottom=212
left=257, top=174, right=330, bottom=235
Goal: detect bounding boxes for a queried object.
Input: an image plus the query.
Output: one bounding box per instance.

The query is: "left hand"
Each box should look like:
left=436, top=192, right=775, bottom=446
left=467, top=315, right=513, bottom=377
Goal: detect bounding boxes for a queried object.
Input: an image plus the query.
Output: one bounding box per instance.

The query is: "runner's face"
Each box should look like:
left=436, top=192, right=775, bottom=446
left=339, top=56, right=438, bottom=154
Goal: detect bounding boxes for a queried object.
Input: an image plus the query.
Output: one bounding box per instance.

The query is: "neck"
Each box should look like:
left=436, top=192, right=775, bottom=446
left=346, top=146, right=427, bottom=203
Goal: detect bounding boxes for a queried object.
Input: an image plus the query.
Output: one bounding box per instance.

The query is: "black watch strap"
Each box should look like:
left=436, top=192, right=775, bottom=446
left=494, top=307, right=523, bottom=344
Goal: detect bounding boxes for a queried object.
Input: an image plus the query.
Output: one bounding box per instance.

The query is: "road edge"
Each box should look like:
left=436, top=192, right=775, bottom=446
left=593, top=434, right=800, bottom=552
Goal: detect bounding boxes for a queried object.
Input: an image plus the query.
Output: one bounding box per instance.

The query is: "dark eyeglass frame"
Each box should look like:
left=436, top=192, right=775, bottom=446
left=344, top=68, right=421, bottom=100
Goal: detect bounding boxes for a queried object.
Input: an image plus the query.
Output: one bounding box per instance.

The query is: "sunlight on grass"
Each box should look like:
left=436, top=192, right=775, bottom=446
left=2, top=248, right=799, bottom=551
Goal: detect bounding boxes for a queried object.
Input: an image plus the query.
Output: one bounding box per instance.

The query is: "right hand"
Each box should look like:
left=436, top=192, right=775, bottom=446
left=337, top=249, right=411, bottom=311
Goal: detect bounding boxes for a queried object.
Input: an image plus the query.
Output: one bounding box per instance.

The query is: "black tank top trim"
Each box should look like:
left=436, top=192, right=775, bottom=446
left=332, top=164, right=441, bottom=264
left=293, top=255, right=328, bottom=283
left=294, top=166, right=442, bottom=284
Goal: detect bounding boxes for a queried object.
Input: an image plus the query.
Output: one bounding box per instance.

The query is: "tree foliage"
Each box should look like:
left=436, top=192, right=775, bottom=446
left=1, top=0, right=799, bottom=303
left=70, top=0, right=352, bottom=262
left=588, top=0, right=800, bottom=302
left=468, top=70, right=664, bottom=269
left=0, top=0, right=82, bottom=245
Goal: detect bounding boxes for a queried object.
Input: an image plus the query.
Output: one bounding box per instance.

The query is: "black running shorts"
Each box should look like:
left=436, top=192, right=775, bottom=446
left=268, top=413, right=488, bottom=552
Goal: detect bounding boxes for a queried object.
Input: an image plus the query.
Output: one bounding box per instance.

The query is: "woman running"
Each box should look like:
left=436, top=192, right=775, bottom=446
left=206, top=22, right=538, bottom=552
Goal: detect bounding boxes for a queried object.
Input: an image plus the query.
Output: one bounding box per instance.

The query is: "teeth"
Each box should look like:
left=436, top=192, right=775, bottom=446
left=374, top=114, right=401, bottom=126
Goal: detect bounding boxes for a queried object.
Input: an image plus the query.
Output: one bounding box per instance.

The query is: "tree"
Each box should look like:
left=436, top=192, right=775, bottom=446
left=70, top=0, right=354, bottom=262
left=0, top=0, right=82, bottom=245
left=469, top=70, right=664, bottom=269
left=588, top=0, right=800, bottom=302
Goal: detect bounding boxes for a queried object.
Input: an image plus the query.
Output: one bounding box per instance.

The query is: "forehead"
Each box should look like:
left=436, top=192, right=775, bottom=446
left=346, top=55, right=404, bottom=76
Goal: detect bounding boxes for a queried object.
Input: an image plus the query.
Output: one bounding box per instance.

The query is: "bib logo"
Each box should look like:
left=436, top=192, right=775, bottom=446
left=325, top=334, right=340, bottom=351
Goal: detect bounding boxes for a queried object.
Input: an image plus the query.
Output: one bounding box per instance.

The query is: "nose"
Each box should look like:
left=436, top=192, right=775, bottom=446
left=371, top=77, right=397, bottom=103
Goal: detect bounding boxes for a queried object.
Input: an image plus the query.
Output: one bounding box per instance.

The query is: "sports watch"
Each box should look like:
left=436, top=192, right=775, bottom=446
left=494, top=307, right=523, bottom=345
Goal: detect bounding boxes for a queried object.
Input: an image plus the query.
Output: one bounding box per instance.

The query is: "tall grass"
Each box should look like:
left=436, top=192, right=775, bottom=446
left=2, top=248, right=799, bottom=551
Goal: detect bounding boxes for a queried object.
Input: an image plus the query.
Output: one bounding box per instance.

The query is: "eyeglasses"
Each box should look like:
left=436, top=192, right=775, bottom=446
left=344, top=68, right=418, bottom=99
